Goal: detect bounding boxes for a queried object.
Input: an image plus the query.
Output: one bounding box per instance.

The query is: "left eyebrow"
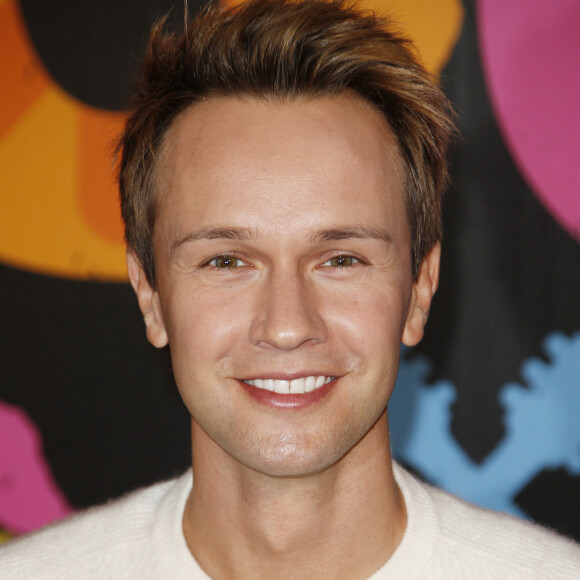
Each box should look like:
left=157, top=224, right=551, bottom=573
left=310, top=227, right=393, bottom=245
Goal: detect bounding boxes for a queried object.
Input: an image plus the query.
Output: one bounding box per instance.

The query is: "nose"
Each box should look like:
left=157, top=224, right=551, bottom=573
left=249, top=267, right=328, bottom=350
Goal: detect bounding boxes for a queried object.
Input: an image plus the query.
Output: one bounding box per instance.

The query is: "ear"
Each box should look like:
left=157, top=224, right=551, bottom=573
left=402, top=242, right=441, bottom=347
left=126, top=249, right=169, bottom=349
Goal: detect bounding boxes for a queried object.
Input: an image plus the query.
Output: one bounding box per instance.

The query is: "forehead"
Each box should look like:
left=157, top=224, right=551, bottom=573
left=155, top=94, right=406, bottom=237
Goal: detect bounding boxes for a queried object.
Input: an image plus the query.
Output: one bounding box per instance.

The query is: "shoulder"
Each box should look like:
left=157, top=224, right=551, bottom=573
left=391, top=464, right=580, bottom=579
left=433, top=482, right=580, bottom=576
left=0, top=471, right=193, bottom=580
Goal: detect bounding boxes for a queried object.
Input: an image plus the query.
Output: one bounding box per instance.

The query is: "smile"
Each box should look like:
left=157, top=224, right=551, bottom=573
left=243, top=376, right=335, bottom=394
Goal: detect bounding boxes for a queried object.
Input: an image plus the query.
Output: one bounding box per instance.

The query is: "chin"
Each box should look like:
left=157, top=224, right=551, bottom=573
left=233, top=432, right=356, bottom=479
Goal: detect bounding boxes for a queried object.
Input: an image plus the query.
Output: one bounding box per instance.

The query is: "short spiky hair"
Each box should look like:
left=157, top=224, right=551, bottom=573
left=119, top=0, right=456, bottom=286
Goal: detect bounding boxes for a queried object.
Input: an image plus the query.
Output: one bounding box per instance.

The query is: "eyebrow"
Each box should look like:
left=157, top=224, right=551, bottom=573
left=172, top=225, right=393, bottom=253
left=310, top=227, right=393, bottom=245
left=172, top=226, right=256, bottom=252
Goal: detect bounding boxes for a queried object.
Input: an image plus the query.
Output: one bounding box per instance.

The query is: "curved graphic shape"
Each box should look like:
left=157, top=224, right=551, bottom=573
left=360, top=0, right=464, bottom=75
left=0, top=84, right=127, bottom=279
left=18, top=0, right=183, bottom=111
left=478, top=0, right=580, bottom=243
left=78, top=107, right=126, bottom=244
left=0, top=401, right=72, bottom=534
left=0, top=0, right=49, bottom=134
left=1, top=0, right=462, bottom=281
left=0, top=0, right=126, bottom=280
left=391, top=332, right=580, bottom=518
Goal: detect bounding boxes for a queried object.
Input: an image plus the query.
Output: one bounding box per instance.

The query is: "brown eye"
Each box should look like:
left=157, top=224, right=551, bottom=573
left=324, top=255, right=358, bottom=267
left=210, top=256, right=245, bottom=268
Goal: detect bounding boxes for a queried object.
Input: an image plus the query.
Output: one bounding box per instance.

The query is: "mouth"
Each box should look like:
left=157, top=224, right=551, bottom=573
left=239, top=375, right=338, bottom=409
left=242, top=376, right=335, bottom=394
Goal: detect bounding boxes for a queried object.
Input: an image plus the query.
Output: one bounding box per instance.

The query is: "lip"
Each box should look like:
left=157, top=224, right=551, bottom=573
left=240, top=372, right=335, bottom=382
left=238, top=376, right=339, bottom=409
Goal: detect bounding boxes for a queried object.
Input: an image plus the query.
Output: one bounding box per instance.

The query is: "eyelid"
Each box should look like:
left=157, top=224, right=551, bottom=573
left=321, top=254, right=364, bottom=267
left=203, top=253, right=250, bottom=268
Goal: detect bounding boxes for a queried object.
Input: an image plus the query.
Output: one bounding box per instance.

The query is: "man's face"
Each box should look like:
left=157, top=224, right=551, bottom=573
left=129, top=95, right=438, bottom=478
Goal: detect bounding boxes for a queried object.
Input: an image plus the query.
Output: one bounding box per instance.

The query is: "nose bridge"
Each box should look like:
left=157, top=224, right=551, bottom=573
left=250, top=264, right=326, bottom=350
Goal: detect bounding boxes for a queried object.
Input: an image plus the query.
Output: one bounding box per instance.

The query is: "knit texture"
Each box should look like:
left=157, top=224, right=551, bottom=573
left=372, top=465, right=580, bottom=579
left=1, top=464, right=579, bottom=579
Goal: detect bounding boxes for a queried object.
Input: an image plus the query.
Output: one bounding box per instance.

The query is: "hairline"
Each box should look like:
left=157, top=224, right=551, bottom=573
left=147, top=89, right=416, bottom=284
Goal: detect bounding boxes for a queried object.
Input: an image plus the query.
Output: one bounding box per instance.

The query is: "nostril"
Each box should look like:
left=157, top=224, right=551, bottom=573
left=250, top=293, right=327, bottom=350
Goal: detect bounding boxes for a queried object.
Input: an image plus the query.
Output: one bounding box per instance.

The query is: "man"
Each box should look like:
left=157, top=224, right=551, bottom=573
left=2, top=0, right=580, bottom=577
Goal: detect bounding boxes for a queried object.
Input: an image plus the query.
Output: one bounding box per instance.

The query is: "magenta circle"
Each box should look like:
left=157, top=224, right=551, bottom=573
left=478, top=0, right=580, bottom=242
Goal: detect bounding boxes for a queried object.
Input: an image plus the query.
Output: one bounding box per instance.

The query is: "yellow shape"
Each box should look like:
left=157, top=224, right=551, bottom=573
left=0, top=0, right=462, bottom=283
left=360, top=0, right=464, bottom=75
left=0, top=86, right=127, bottom=280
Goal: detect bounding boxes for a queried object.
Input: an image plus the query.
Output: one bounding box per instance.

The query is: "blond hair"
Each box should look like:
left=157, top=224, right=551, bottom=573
left=119, top=0, right=456, bottom=286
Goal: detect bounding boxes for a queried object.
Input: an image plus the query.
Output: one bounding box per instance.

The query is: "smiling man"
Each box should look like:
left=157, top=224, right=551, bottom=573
left=2, top=0, right=580, bottom=578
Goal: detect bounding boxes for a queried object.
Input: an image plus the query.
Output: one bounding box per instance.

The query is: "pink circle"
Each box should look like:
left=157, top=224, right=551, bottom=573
left=478, top=0, right=580, bottom=242
left=0, top=402, right=71, bottom=533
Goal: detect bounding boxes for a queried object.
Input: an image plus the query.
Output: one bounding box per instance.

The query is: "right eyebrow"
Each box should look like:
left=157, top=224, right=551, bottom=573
left=171, top=226, right=257, bottom=253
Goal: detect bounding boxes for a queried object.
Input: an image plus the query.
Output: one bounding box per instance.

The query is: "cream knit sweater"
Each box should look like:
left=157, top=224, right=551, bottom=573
left=1, top=464, right=579, bottom=579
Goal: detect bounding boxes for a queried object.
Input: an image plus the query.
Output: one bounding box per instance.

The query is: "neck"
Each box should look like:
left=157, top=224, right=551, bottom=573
left=183, top=412, right=406, bottom=580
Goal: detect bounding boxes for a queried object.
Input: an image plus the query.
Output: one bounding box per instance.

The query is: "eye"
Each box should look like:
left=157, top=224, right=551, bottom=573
left=208, top=255, right=248, bottom=269
left=322, top=255, right=360, bottom=268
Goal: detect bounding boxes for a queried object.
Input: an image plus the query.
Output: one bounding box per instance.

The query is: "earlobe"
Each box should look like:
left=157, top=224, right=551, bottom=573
left=402, top=242, right=441, bottom=347
left=126, top=250, right=169, bottom=349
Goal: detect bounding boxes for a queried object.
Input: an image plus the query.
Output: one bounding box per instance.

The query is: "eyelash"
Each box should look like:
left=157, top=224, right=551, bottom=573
left=321, top=255, right=362, bottom=268
left=205, top=254, right=249, bottom=269
left=203, top=253, right=364, bottom=271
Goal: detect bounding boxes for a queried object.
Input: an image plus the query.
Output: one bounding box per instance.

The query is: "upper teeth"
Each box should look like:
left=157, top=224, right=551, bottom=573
left=244, top=376, right=334, bottom=394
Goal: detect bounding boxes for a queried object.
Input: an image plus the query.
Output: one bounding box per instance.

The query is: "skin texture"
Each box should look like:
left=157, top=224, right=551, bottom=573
left=128, top=95, right=440, bottom=579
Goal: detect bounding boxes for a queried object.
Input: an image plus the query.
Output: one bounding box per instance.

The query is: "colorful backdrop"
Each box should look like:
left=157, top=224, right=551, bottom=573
left=1, top=0, right=579, bottom=542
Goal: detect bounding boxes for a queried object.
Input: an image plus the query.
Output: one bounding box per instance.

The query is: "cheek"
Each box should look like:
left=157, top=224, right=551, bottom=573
left=164, top=287, right=250, bottom=370
left=326, top=284, right=408, bottom=349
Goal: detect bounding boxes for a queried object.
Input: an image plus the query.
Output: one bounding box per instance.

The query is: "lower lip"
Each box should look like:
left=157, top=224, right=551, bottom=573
left=239, top=378, right=338, bottom=409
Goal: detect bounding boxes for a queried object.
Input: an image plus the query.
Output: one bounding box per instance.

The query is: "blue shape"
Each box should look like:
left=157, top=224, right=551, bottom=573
left=390, top=331, right=580, bottom=518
